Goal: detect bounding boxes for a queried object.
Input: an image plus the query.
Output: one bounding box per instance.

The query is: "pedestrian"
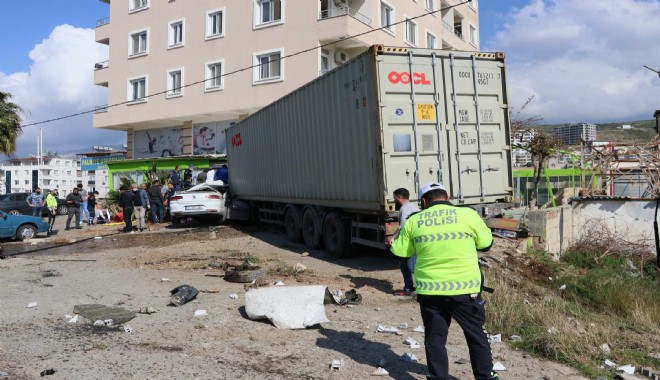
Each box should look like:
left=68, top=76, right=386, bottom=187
left=184, top=164, right=194, bottom=189
left=131, top=183, right=149, bottom=232
left=87, top=191, right=98, bottom=225
left=390, top=182, right=499, bottom=380
left=391, top=188, right=419, bottom=297
left=95, top=203, right=112, bottom=224
left=214, top=164, right=228, bottom=183
left=77, top=184, right=91, bottom=226
left=118, top=185, right=135, bottom=233
left=170, top=165, right=182, bottom=191
left=65, top=187, right=83, bottom=230
left=148, top=179, right=165, bottom=223
left=27, top=187, right=45, bottom=217
left=206, top=166, right=216, bottom=183
left=45, top=190, right=59, bottom=234
left=196, top=169, right=207, bottom=184
left=162, top=181, right=175, bottom=222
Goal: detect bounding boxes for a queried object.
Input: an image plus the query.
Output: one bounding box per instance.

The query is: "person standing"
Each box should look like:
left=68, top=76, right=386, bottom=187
left=183, top=164, right=194, bottom=189
left=196, top=169, right=207, bottom=184
left=45, top=190, right=59, bottom=234
left=214, top=164, right=228, bottom=183
left=118, top=186, right=135, bottom=233
left=132, top=183, right=149, bottom=232
left=87, top=191, right=99, bottom=225
left=170, top=165, right=182, bottom=191
left=390, top=182, right=498, bottom=380
left=206, top=166, right=216, bottom=183
left=27, top=187, right=45, bottom=217
left=391, top=188, right=419, bottom=297
left=77, top=184, right=90, bottom=226
left=65, top=187, right=83, bottom=230
left=148, top=179, right=165, bottom=224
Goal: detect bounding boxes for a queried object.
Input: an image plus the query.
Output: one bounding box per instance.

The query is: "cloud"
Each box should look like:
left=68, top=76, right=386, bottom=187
left=0, top=24, right=124, bottom=157
left=485, top=0, right=660, bottom=123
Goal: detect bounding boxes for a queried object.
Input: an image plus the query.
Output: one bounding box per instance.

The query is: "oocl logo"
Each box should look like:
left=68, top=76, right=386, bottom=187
left=231, top=133, right=243, bottom=148
left=388, top=71, right=431, bottom=85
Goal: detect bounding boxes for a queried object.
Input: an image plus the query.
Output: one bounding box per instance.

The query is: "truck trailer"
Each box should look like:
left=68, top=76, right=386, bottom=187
left=225, top=45, right=513, bottom=257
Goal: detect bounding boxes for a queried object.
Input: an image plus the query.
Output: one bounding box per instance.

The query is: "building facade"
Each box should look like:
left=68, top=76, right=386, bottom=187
left=1, top=157, right=80, bottom=195
left=553, top=123, right=597, bottom=146
left=94, top=0, right=480, bottom=159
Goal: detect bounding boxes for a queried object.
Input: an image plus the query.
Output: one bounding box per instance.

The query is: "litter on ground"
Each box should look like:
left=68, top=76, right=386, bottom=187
left=372, top=367, right=389, bottom=376
left=493, top=362, right=507, bottom=371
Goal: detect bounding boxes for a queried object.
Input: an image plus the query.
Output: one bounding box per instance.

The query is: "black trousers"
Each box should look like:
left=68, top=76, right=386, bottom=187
left=47, top=209, right=57, bottom=232
left=418, top=294, right=498, bottom=380
left=123, top=207, right=134, bottom=231
left=66, top=207, right=80, bottom=229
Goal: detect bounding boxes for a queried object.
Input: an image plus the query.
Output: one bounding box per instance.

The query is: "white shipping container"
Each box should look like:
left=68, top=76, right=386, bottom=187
left=227, top=45, right=513, bottom=214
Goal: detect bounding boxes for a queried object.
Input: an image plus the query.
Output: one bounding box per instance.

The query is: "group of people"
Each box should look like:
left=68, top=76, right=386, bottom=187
left=27, top=185, right=109, bottom=233
left=117, top=179, right=176, bottom=233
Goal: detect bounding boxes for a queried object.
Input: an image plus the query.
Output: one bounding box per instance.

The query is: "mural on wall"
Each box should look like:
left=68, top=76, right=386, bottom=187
left=193, top=120, right=237, bottom=155
left=134, top=127, right=184, bottom=158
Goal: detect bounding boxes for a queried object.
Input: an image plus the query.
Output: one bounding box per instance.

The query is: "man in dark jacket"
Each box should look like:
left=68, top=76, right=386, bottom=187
left=183, top=164, right=194, bottom=189
left=170, top=166, right=182, bottom=191
left=148, top=180, right=165, bottom=224
left=65, top=188, right=83, bottom=230
left=118, top=185, right=135, bottom=233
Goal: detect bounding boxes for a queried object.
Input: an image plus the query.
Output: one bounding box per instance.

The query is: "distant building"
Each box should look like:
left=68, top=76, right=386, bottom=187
left=619, top=124, right=632, bottom=129
left=553, top=123, right=596, bottom=145
left=78, top=146, right=127, bottom=198
left=1, top=156, right=80, bottom=194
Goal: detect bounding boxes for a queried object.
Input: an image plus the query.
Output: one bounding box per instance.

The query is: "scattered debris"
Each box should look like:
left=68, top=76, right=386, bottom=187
left=73, top=304, right=135, bottom=324
left=293, top=263, right=306, bottom=273
left=603, top=359, right=617, bottom=368
left=413, top=325, right=425, bottom=333
left=378, top=359, right=387, bottom=367
left=0, top=371, right=9, bottom=377
left=194, top=310, right=207, bottom=317
left=509, top=335, right=522, bottom=342
left=209, top=231, right=217, bottom=240
left=170, top=285, right=199, bottom=306
left=377, top=325, right=400, bottom=334
left=68, top=315, right=80, bottom=323
left=399, top=323, right=408, bottom=329
left=161, top=278, right=171, bottom=282
left=27, top=302, right=37, bottom=309
left=455, top=358, right=469, bottom=364
left=244, top=285, right=330, bottom=329
left=372, top=367, right=389, bottom=376
left=547, top=327, right=559, bottom=334
left=489, top=334, right=502, bottom=343
left=93, top=320, right=105, bottom=327
left=39, top=368, right=56, bottom=377
left=400, top=353, right=419, bottom=363
left=523, top=299, right=531, bottom=305
left=648, top=352, right=660, bottom=360
left=136, top=306, right=157, bottom=314
left=341, top=289, right=362, bottom=305
left=123, top=324, right=133, bottom=333
left=617, top=365, right=635, bottom=375
left=330, top=359, right=344, bottom=370
left=94, top=236, right=102, bottom=240
left=493, top=362, right=507, bottom=371
left=224, top=265, right=266, bottom=283
left=559, top=284, right=566, bottom=291
left=274, top=281, right=285, bottom=286
left=301, top=252, right=310, bottom=257
left=403, top=337, right=420, bottom=349
left=600, top=343, right=611, bottom=354
left=229, top=293, right=238, bottom=299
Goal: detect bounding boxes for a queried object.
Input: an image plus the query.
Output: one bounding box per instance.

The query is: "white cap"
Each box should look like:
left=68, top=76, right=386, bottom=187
left=418, top=182, right=446, bottom=199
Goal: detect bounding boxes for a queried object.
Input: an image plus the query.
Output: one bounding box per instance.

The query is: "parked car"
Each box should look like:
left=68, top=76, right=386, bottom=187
left=0, top=192, right=68, bottom=216
left=0, top=210, right=50, bottom=241
left=168, top=181, right=227, bottom=225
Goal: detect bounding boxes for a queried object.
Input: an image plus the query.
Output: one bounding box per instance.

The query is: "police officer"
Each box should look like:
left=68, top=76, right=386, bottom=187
left=390, top=182, right=498, bottom=380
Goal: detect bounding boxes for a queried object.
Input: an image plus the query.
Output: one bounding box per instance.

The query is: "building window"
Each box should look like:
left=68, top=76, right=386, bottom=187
left=129, top=0, right=148, bottom=12
left=169, top=20, right=184, bottom=48
left=24, top=180, right=29, bottom=185
left=129, top=29, right=148, bottom=56
left=205, top=60, right=224, bottom=91
left=255, top=0, right=282, bottom=27
left=14, top=180, right=18, bottom=185
left=206, top=9, right=225, bottom=39
left=469, top=24, right=478, bottom=45
left=405, top=18, right=417, bottom=46
left=128, top=76, right=147, bottom=102
left=425, top=0, right=435, bottom=11
left=468, top=0, right=478, bottom=10
left=167, top=69, right=183, bottom=97
left=426, top=31, right=436, bottom=49
left=253, top=49, right=283, bottom=83
left=320, top=48, right=330, bottom=75
left=380, top=2, right=395, bottom=33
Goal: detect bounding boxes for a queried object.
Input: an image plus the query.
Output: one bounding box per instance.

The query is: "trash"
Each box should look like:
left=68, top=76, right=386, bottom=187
left=93, top=320, right=105, bottom=326
left=372, top=367, right=389, bottom=376
left=547, top=327, right=559, bottom=334
left=123, top=324, right=132, bottom=333
left=493, top=362, right=507, bottom=371
left=68, top=315, right=80, bottom=323
left=40, top=368, right=56, bottom=377
left=94, top=236, right=102, bottom=240
left=27, top=302, right=37, bottom=308
left=523, top=299, right=531, bottom=305
left=378, top=359, right=387, bottom=367
left=274, top=281, right=285, bottom=286
left=0, top=371, right=8, bottom=377
left=603, top=359, right=617, bottom=368
left=330, top=359, right=344, bottom=370
left=403, top=337, right=420, bottom=349
left=161, top=278, right=171, bottom=282
left=136, top=306, right=157, bottom=314
left=301, top=252, right=310, bottom=257
left=209, top=231, right=217, bottom=239
left=194, top=310, right=207, bottom=317
left=341, top=289, right=362, bottom=305
left=509, top=335, right=522, bottom=342
left=245, top=285, right=330, bottom=329
left=413, top=325, right=425, bottom=333
left=335, top=289, right=344, bottom=298
left=170, top=285, right=199, bottom=306
left=455, top=358, right=469, bottom=364
left=399, top=323, right=408, bottom=329
left=64, top=314, right=73, bottom=319
left=600, top=343, right=611, bottom=353
left=377, top=325, right=400, bottom=334
left=559, top=284, right=567, bottom=291
left=617, top=365, right=635, bottom=375
left=293, top=263, right=306, bottom=273
left=73, top=304, right=136, bottom=325
left=489, top=334, right=502, bottom=343
left=104, top=319, right=114, bottom=326
left=400, top=353, right=419, bottom=363
left=229, top=293, right=238, bottom=299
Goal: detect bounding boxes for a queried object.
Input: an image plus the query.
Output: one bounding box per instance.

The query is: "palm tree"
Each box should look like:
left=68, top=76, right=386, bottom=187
left=0, top=91, right=24, bottom=155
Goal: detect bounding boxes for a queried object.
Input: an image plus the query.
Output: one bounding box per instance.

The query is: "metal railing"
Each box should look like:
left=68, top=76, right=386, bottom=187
left=96, top=17, right=110, bottom=27
left=94, top=60, right=109, bottom=70
left=318, top=7, right=372, bottom=26
left=94, top=105, right=108, bottom=113
left=442, top=19, right=453, bottom=33
left=454, top=28, right=464, bottom=40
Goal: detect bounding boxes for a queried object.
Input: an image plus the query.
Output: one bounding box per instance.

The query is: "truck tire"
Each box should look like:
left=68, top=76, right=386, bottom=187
left=322, top=212, right=352, bottom=258
left=224, top=266, right=266, bottom=283
left=283, top=205, right=302, bottom=242
left=301, top=207, right=322, bottom=249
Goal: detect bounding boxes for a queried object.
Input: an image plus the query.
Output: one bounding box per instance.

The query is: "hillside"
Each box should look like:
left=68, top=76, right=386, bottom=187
left=534, top=119, right=657, bottom=144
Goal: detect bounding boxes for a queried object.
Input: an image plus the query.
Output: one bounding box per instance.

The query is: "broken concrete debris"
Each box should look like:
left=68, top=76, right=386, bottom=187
left=73, top=304, right=136, bottom=325
left=169, top=285, right=199, bottom=306
left=372, top=367, right=389, bottom=376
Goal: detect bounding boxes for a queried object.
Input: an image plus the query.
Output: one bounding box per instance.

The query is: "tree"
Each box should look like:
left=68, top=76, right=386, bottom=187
left=511, top=96, right=562, bottom=209
left=0, top=92, right=24, bottom=156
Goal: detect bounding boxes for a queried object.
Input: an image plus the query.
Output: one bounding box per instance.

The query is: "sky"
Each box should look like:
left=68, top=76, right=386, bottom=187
left=1, top=0, right=660, bottom=158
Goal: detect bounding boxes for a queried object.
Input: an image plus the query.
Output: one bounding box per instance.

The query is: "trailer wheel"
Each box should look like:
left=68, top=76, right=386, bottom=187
left=323, top=212, right=352, bottom=258
left=284, top=206, right=302, bottom=242
left=301, top=208, right=322, bottom=249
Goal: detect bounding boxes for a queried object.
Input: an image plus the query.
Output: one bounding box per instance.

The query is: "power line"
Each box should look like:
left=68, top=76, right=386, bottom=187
left=20, top=1, right=471, bottom=128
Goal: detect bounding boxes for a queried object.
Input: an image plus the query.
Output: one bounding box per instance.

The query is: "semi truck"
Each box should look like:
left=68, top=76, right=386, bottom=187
left=224, top=45, right=513, bottom=257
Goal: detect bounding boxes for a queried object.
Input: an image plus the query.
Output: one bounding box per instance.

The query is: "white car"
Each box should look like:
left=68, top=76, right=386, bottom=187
left=168, top=180, right=227, bottom=225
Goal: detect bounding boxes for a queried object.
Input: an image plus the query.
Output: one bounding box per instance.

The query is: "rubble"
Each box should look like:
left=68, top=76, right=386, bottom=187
left=73, top=304, right=135, bottom=325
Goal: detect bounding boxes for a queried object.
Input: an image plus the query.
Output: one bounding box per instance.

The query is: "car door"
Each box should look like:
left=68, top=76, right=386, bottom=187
left=15, top=193, right=29, bottom=214
left=0, top=211, right=13, bottom=238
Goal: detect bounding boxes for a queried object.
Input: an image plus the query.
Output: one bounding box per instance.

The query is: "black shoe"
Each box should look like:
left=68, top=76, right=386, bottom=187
left=75, top=227, right=83, bottom=229
left=65, top=228, right=70, bottom=231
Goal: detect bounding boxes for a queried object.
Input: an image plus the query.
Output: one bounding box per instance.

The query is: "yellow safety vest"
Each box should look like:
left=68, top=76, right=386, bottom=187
left=390, top=201, right=493, bottom=296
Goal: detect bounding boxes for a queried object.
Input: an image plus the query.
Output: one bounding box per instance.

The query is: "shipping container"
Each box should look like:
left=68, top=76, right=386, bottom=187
left=227, top=45, right=513, bottom=256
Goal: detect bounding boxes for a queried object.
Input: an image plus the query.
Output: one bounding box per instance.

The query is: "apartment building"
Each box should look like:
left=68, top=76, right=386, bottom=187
left=1, top=157, right=80, bottom=194
left=93, top=0, right=480, bottom=158
left=554, top=123, right=597, bottom=146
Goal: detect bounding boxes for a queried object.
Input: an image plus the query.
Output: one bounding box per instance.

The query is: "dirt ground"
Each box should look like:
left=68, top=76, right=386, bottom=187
left=0, top=217, right=588, bottom=380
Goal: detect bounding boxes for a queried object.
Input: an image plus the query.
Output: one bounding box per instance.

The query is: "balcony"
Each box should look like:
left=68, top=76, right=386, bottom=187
left=95, top=17, right=110, bottom=44
left=94, top=61, right=109, bottom=87
left=319, top=6, right=372, bottom=26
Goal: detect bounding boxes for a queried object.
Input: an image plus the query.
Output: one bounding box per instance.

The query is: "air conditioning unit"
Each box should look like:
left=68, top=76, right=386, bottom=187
left=334, top=51, right=348, bottom=64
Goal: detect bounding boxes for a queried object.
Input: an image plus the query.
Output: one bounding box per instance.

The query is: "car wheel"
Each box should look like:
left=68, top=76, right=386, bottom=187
left=16, top=225, right=37, bottom=241
left=8, top=209, right=21, bottom=216
left=57, top=205, right=68, bottom=215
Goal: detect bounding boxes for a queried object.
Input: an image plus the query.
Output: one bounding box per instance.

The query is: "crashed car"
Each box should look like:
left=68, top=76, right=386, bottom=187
left=0, top=210, right=50, bottom=241
left=168, top=180, right=227, bottom=225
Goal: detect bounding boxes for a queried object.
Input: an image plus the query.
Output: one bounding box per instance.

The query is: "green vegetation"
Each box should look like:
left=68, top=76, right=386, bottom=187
left=535, top=119, right=657, bottom=144
left=0, top=91, right=24, bottom=155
